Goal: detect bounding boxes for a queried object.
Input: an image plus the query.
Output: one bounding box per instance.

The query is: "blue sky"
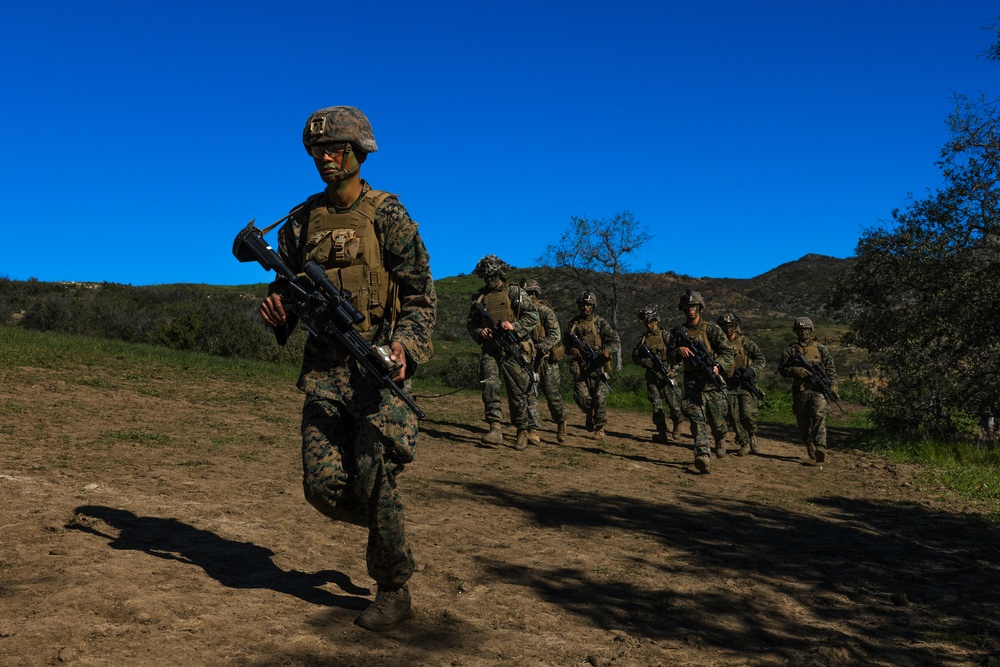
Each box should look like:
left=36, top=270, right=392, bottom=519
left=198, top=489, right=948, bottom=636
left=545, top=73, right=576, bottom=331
left=1, top=1, right=997, bottom=286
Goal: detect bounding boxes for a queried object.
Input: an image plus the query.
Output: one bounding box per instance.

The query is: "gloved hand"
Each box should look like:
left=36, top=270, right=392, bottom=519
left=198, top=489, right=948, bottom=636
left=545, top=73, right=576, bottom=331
left=791, top=367, right=812, bottom=379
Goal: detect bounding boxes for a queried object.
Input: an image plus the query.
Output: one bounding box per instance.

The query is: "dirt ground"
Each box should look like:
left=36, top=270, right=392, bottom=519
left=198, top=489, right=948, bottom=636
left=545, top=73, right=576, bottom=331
left=1, top=360, right=999, bottom=667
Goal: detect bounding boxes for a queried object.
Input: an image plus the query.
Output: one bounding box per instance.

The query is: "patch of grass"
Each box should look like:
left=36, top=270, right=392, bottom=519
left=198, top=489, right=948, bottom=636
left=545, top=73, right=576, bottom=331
left=178, top=459, right=213, bottom=467
left=0, top=402, right=25, bottom=415
left=856, top=433, right=1000, bottom=519
left=102, top=430, right=172, bottom=446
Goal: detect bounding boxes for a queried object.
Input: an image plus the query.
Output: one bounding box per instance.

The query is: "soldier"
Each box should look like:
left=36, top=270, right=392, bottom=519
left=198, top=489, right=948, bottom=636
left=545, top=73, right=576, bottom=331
left=258, top=106, right=435, bottom=631
left=466, top=256, right=540, bottom=450
left=630, top=305, right=684, bottom=443
left=778, top=317, right=838, bottom=462
left=666, top=290, right=734, bottom=474
left=521, top=279, right=568, bottom=443
left=717, top=312, right=766, bottom=456
left=564, top=290, right=620, bottom=439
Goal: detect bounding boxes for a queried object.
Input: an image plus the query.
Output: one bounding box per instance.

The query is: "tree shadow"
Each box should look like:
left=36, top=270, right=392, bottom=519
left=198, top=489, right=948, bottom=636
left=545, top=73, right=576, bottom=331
left=454, top=482, right=1000, bottom=665
left=67, top=505, right=370, bottom=610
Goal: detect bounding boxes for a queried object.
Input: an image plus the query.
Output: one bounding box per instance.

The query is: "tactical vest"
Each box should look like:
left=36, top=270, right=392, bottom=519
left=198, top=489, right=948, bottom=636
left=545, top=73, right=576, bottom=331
left=796, top=340, right=822, bottom=366
left=477, top=284, right=517, bottom=325
left=570, top=316, right=601, bottom=348
left=683, top=321, right=712, bottom=350
left=534, top=299, right=565, bottom=361
left=642, top=328, right=669, bottom=360
left=731, top=334, right=751, bottom=371
left=531, top=299, right=552, bottom=343
left=300, top=189, right=397, bottom=340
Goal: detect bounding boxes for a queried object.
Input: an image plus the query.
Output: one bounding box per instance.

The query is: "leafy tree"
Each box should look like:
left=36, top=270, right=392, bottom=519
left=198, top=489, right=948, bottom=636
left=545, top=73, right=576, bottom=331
left=538, top=210, right=653, bottom=369
left=831, top=29, right=1000, bottom=441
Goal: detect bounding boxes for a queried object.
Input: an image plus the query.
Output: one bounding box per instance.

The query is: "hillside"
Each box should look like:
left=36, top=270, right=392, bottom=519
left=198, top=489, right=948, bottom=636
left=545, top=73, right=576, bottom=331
left=434, top=254, right=851, bottom=342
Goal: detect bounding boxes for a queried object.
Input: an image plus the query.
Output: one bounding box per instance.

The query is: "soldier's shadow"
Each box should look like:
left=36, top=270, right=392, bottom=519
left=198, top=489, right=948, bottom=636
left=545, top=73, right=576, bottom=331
left=67, top=505, right=370, bottom=610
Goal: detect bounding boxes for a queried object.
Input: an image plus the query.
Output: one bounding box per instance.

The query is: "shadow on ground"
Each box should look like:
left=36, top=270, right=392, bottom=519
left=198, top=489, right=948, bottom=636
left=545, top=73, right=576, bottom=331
left=67, top=505, right=370, bottom=609
left=450, top=482, right=1000, bottom=666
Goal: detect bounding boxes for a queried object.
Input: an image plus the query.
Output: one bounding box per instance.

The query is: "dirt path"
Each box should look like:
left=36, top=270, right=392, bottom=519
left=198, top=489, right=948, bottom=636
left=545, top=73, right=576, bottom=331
left=1, top=362, right=998, bottom=666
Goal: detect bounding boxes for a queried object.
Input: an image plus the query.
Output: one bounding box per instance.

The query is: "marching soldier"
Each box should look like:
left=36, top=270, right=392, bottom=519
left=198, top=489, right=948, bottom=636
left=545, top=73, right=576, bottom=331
left=522, top=279, right=568, bottom=443
left=466, top=255, right=539, bottom=450
left=631, top=305, right=684, bottom=443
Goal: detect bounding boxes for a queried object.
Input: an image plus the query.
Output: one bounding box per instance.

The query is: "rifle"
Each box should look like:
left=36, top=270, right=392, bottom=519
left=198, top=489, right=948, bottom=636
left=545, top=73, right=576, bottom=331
left=232, top=220, right=425, bottom=419
left=473, top=301, right=539, bottom=389
left=730, top=366, right=765, bottom=400
left=637, top=343, right=681, bottom=399
left=794, top=352, right=844, bottom=414
left=671, top=326, right=730, bottom=402
left=569, top=332, right=611, bottom=384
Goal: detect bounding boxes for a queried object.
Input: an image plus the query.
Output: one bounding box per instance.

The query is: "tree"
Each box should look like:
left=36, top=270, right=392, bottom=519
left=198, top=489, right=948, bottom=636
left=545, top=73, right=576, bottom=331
left=831, top=29, right=1000, bottom=442
left=538, top=210, right=653, bottom=369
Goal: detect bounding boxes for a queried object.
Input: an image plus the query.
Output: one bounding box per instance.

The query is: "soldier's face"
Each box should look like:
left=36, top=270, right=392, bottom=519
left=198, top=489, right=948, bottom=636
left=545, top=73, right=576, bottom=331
left=645, top=320, right=657, bottom=331
left=685, top=306, right=700, bottom=325
left=724, top=324, right=737, bottom=340
left=579, top=303, right=593, bottom=315
left=796, top=328, right=812, bottom=343
left=315, top=146, right=360, bottom=186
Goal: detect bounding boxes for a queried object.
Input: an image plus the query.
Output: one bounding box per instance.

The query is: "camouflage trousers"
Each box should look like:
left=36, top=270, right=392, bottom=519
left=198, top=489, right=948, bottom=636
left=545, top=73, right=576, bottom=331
left=792, top=388, right=828, bottom=448
left=727, top=390, right=759, bottom=446
left=528, top=359, right=566, bottom=428
left=645, top=373, right=683, bottom=428
left=682, top=384, right=729, bottom=458
left=300, top=394, right=415, bottom=590
left=480, top=350, right=532, bottom=430
left=573, top=374, right=610, bottom=430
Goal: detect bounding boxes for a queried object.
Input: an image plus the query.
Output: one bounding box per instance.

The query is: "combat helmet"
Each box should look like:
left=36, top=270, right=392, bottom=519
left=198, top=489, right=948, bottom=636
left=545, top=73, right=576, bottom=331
left=678, top=289, right=706, bottom=311
left=793, top=316, right=814, bottom=331
left=521, top=278, right=541, bottom=295
left=474, top=254, right=511, bottom=279
left=638, top=305, right=659, bottom=323
left=717, top=312, right=740, bottom=329
left=302, top=106, right=378, bottom=155
left=576, top=290, right=597, bottom=307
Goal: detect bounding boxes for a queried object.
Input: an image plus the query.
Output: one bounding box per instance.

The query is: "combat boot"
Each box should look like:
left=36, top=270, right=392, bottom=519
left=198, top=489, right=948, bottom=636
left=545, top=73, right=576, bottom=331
left=526, top=430, right=541, bottom=446
left=514, top=430, right=529, bottom=451
left=356, top=584, right=412, bottom=632
left=694, top=454, right=711, bottom=474
left=815, top=447, right=827, bottom=463
left=749, top=435, right=760, bottom=455
left=714, top=444, right=727, bottom=459
left=481, top=422, right=504, bottom=446
left=595, top=427, right=606, bottom=439
left=585, top=411, right=595, bottom=432
left=556, top=420, right=567, bottom=443
left=806, top=443, right=816, bottom=460
left=737, top=443, right=750, bottom=457
left=671, top=420, right=682, bottom=441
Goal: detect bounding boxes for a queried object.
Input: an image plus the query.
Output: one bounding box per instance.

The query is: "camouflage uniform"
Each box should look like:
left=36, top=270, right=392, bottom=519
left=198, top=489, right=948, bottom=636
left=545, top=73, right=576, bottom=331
left=466, top=280, right=539, bottom=434
left=268, top=179, right=435, bottom=592
left=565, top=302, right=620, bottom=433
left=778, top=320, right=837, bottom=461
left=525, top=294, right=566, bottom=434
left=667, top=318, right=734, bottom=462
left=631, top=324, right=683, bottom=441
left=720, top=328, right=766, bottom=454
